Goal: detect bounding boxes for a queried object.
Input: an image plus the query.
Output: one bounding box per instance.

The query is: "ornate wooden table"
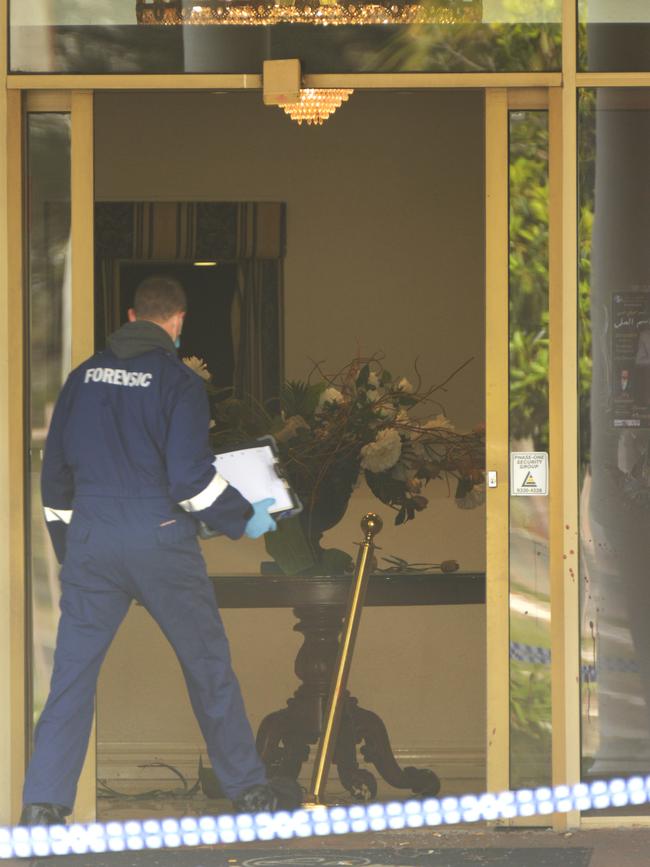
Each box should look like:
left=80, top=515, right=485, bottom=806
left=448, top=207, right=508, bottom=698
left=211, top=572, right=485, bottom=801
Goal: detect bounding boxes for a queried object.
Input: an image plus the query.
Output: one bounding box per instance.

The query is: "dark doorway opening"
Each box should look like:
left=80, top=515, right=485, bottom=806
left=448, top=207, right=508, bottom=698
left=119, top=262, right=238, bottom=391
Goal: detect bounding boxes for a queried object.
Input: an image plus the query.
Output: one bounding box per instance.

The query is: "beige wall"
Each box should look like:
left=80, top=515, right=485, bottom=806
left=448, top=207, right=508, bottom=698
left=94, top=90, right=487, bottom=792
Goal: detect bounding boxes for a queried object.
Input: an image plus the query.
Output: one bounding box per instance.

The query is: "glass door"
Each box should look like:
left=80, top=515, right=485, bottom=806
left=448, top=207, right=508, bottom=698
left=25, top=108, right=72, bottom=760
left=486, top=88, right=553, bottom=799
left=23, top=91, right=95, bottom=823
left=508, top=105, right=552, bottom=791
left=578, top=88, right=650, bottom=805
left=20, top=83, right=522, bottom=821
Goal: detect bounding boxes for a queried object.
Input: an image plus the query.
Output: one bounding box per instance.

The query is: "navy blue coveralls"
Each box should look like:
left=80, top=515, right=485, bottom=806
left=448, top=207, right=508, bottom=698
left=23, top=320, right=267, bottom=811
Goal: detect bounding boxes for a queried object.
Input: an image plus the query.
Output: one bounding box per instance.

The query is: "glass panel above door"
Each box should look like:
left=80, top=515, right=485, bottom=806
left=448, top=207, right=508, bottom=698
left=578, top=0, right=650, bottom=72
left=9, top=0, right=561, bottom=74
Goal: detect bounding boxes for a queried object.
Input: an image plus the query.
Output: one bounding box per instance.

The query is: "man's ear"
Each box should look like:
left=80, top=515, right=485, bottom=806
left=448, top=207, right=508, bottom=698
left=127, top=308, right=137, bottom=322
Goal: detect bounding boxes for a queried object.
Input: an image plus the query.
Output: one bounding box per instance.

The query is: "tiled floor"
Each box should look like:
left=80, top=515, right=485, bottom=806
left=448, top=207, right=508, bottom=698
left=96, top=766, right=481, bottom=823
left=96, top=776, right=456, bottom=822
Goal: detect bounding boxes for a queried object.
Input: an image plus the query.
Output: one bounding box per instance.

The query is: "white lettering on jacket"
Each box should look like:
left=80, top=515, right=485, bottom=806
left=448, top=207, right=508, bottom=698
left=84, top=368, right=152, bottom=388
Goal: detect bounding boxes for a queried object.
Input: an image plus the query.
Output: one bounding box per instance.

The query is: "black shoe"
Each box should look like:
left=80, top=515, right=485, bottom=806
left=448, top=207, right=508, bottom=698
left=20, top=803, right=68, bottom=826
left=232, top=777, right=303, bottom=813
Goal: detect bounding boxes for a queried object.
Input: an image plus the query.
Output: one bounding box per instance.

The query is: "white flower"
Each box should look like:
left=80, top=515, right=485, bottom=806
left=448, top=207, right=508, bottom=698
left=183, top=356, right=211, bottom=382
left=360, top=428, right=402, bottom=473
left=423, top=414, right=455, bottom=431
left=396, top=377, right=414, bottom=393
left=317, top=387, right=344, bottom=411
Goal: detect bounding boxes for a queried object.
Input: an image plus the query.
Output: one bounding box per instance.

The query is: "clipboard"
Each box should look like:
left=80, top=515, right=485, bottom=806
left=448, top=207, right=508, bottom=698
left=214, top=436, right=302, bottom=520
left=198, top=436, right=302, bottom=539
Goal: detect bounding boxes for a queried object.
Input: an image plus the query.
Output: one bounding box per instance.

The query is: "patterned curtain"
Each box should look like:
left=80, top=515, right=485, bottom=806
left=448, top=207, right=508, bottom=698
left=233, top=260, right=285, bottom=407
left=95, top=201, right=285, bottom=404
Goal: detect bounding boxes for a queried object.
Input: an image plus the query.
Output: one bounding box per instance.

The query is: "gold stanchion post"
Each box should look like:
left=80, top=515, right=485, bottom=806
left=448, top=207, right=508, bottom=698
left=308, top=512, right=383, bottom=805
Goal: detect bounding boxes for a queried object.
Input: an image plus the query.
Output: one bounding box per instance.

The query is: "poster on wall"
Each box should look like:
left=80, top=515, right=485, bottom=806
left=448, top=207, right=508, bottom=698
left=612, top=290, right=650, bottom=429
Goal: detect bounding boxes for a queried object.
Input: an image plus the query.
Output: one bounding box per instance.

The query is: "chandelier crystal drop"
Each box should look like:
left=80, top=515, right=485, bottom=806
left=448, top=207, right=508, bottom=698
left=136, top=0, right=482, bottom=27
left=280, top=89, right=353, bottom=126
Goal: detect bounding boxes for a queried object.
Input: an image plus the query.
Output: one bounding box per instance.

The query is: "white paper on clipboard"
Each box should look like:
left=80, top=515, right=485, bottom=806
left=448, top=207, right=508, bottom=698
left=213, top=446, right=294, bottom=515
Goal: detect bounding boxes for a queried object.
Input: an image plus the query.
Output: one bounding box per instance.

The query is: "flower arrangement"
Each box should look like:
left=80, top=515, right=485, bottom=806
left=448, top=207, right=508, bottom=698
left=185, top=354, right=485, bottom=575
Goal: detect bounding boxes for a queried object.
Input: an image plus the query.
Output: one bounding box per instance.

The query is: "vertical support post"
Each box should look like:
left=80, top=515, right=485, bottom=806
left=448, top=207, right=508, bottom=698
left=548, top=0, right=581, bottom=832
left=0, top=0, right=27, bottom=824
left=70, top=90, right=96, bottom=823
left=309, top=513, right=383, bottom=804
left=484, top=88, right=510, bottom=799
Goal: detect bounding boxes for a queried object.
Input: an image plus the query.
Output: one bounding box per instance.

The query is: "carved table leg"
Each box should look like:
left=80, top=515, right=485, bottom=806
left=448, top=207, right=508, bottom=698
left=333, top=702, right=378, bottom=802
left=255, top=708, right=308, bottom=779
left=350, top=699, right=441, bottom=797
left=255, top=604, right=441, bottom=801
left=256, top=605, right=345, bottom=783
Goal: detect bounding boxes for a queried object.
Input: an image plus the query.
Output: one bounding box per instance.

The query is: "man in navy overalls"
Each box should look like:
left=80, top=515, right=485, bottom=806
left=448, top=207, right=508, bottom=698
left=21, top=275, right=301, bottom=825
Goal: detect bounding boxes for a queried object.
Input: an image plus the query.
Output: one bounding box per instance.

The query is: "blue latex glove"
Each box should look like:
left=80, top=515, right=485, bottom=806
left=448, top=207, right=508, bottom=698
left=245, top=498, right=278, bottom=539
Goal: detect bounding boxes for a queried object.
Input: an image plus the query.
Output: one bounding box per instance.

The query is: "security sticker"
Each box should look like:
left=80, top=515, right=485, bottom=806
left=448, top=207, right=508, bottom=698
left=511, top=451, right=549, bottom=496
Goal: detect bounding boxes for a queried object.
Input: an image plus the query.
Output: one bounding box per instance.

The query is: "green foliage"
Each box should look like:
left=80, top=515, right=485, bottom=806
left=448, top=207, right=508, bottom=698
left=508, top=104, right=595, bottom=455
left=280, top=380, right=326, bottom=419
left=578, top=90, right=596, bottom=464
left=509, top=111, right=550, bottom=450
left=360, top=16, right=561, bottom=74
left=510, top=662, right=552, bottom=788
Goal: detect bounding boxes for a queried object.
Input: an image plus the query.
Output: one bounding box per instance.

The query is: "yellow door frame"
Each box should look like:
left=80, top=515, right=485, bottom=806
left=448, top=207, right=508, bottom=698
left=0, top=0, right=26, bottom=821
left=484, top=86, right=510, bottom=802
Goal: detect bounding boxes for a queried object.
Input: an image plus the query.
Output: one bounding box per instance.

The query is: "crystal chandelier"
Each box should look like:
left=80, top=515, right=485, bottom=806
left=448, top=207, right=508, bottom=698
left=280, top=88, right=353, bottom=125
left=136, top=0, right=481, bottom=27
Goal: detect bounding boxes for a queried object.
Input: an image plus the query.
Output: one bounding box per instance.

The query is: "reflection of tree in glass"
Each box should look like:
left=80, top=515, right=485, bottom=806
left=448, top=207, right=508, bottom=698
left=508, top=110, right=551, bottom=789
left=357, top=1, right=561, bottom=73
left=578, top=89, right=596, bottom=466
left=12, top=0, right=135, bottom=25
left=28, top=114, right=72, bottom=433
left=507, top=103, right=595, bottom=456
left=27, top=113, right=73, bottom=738
left=509, top=110, right=549, bottom=452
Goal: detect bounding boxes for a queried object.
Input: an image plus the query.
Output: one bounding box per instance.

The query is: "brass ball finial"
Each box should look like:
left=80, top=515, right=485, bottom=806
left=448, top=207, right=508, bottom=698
left=361, top=512, right=383, bottom=540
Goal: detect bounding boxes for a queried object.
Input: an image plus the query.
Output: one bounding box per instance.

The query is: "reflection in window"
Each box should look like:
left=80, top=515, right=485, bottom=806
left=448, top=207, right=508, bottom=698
left=579, top=90, right=650, bottom=783
left=508, top=109, right=551, bottom=790
left=26, top=114, right=72, bottom=736
left=578, top=0, right=650, bottom=72
left=9, top=0, right=561, bottom=74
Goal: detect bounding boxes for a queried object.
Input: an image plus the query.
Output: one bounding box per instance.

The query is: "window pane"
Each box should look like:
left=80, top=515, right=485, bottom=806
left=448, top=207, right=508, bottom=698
left=508, top=109, right=551, bottom=790
left=578, top=1, right=650, bottom=72
left=10, top=0, right=561, bottom=74
left=579, top=89, right=650, bottom=788
left=26, top=114, right=72, bottom=737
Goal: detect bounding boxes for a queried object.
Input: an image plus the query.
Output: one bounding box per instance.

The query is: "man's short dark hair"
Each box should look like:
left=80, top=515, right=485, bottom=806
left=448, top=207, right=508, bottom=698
left=133, top=275, right=187, bottom=322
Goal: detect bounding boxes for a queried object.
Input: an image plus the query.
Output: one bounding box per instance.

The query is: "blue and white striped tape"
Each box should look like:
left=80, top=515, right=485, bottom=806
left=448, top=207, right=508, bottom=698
left=1, top=776, right=649, bottom=860
left=510, top=641, right=639, bottom=679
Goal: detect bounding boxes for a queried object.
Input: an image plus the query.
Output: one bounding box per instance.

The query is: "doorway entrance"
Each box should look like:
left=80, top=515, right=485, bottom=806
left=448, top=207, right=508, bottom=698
left=19, top=85, right=549, bottom=823
left=118, top=261, right=240, bottom=389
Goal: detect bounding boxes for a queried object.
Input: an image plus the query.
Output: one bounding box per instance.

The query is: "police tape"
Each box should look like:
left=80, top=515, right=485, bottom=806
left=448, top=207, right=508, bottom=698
left=1, top=776, right=648, bottom=860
